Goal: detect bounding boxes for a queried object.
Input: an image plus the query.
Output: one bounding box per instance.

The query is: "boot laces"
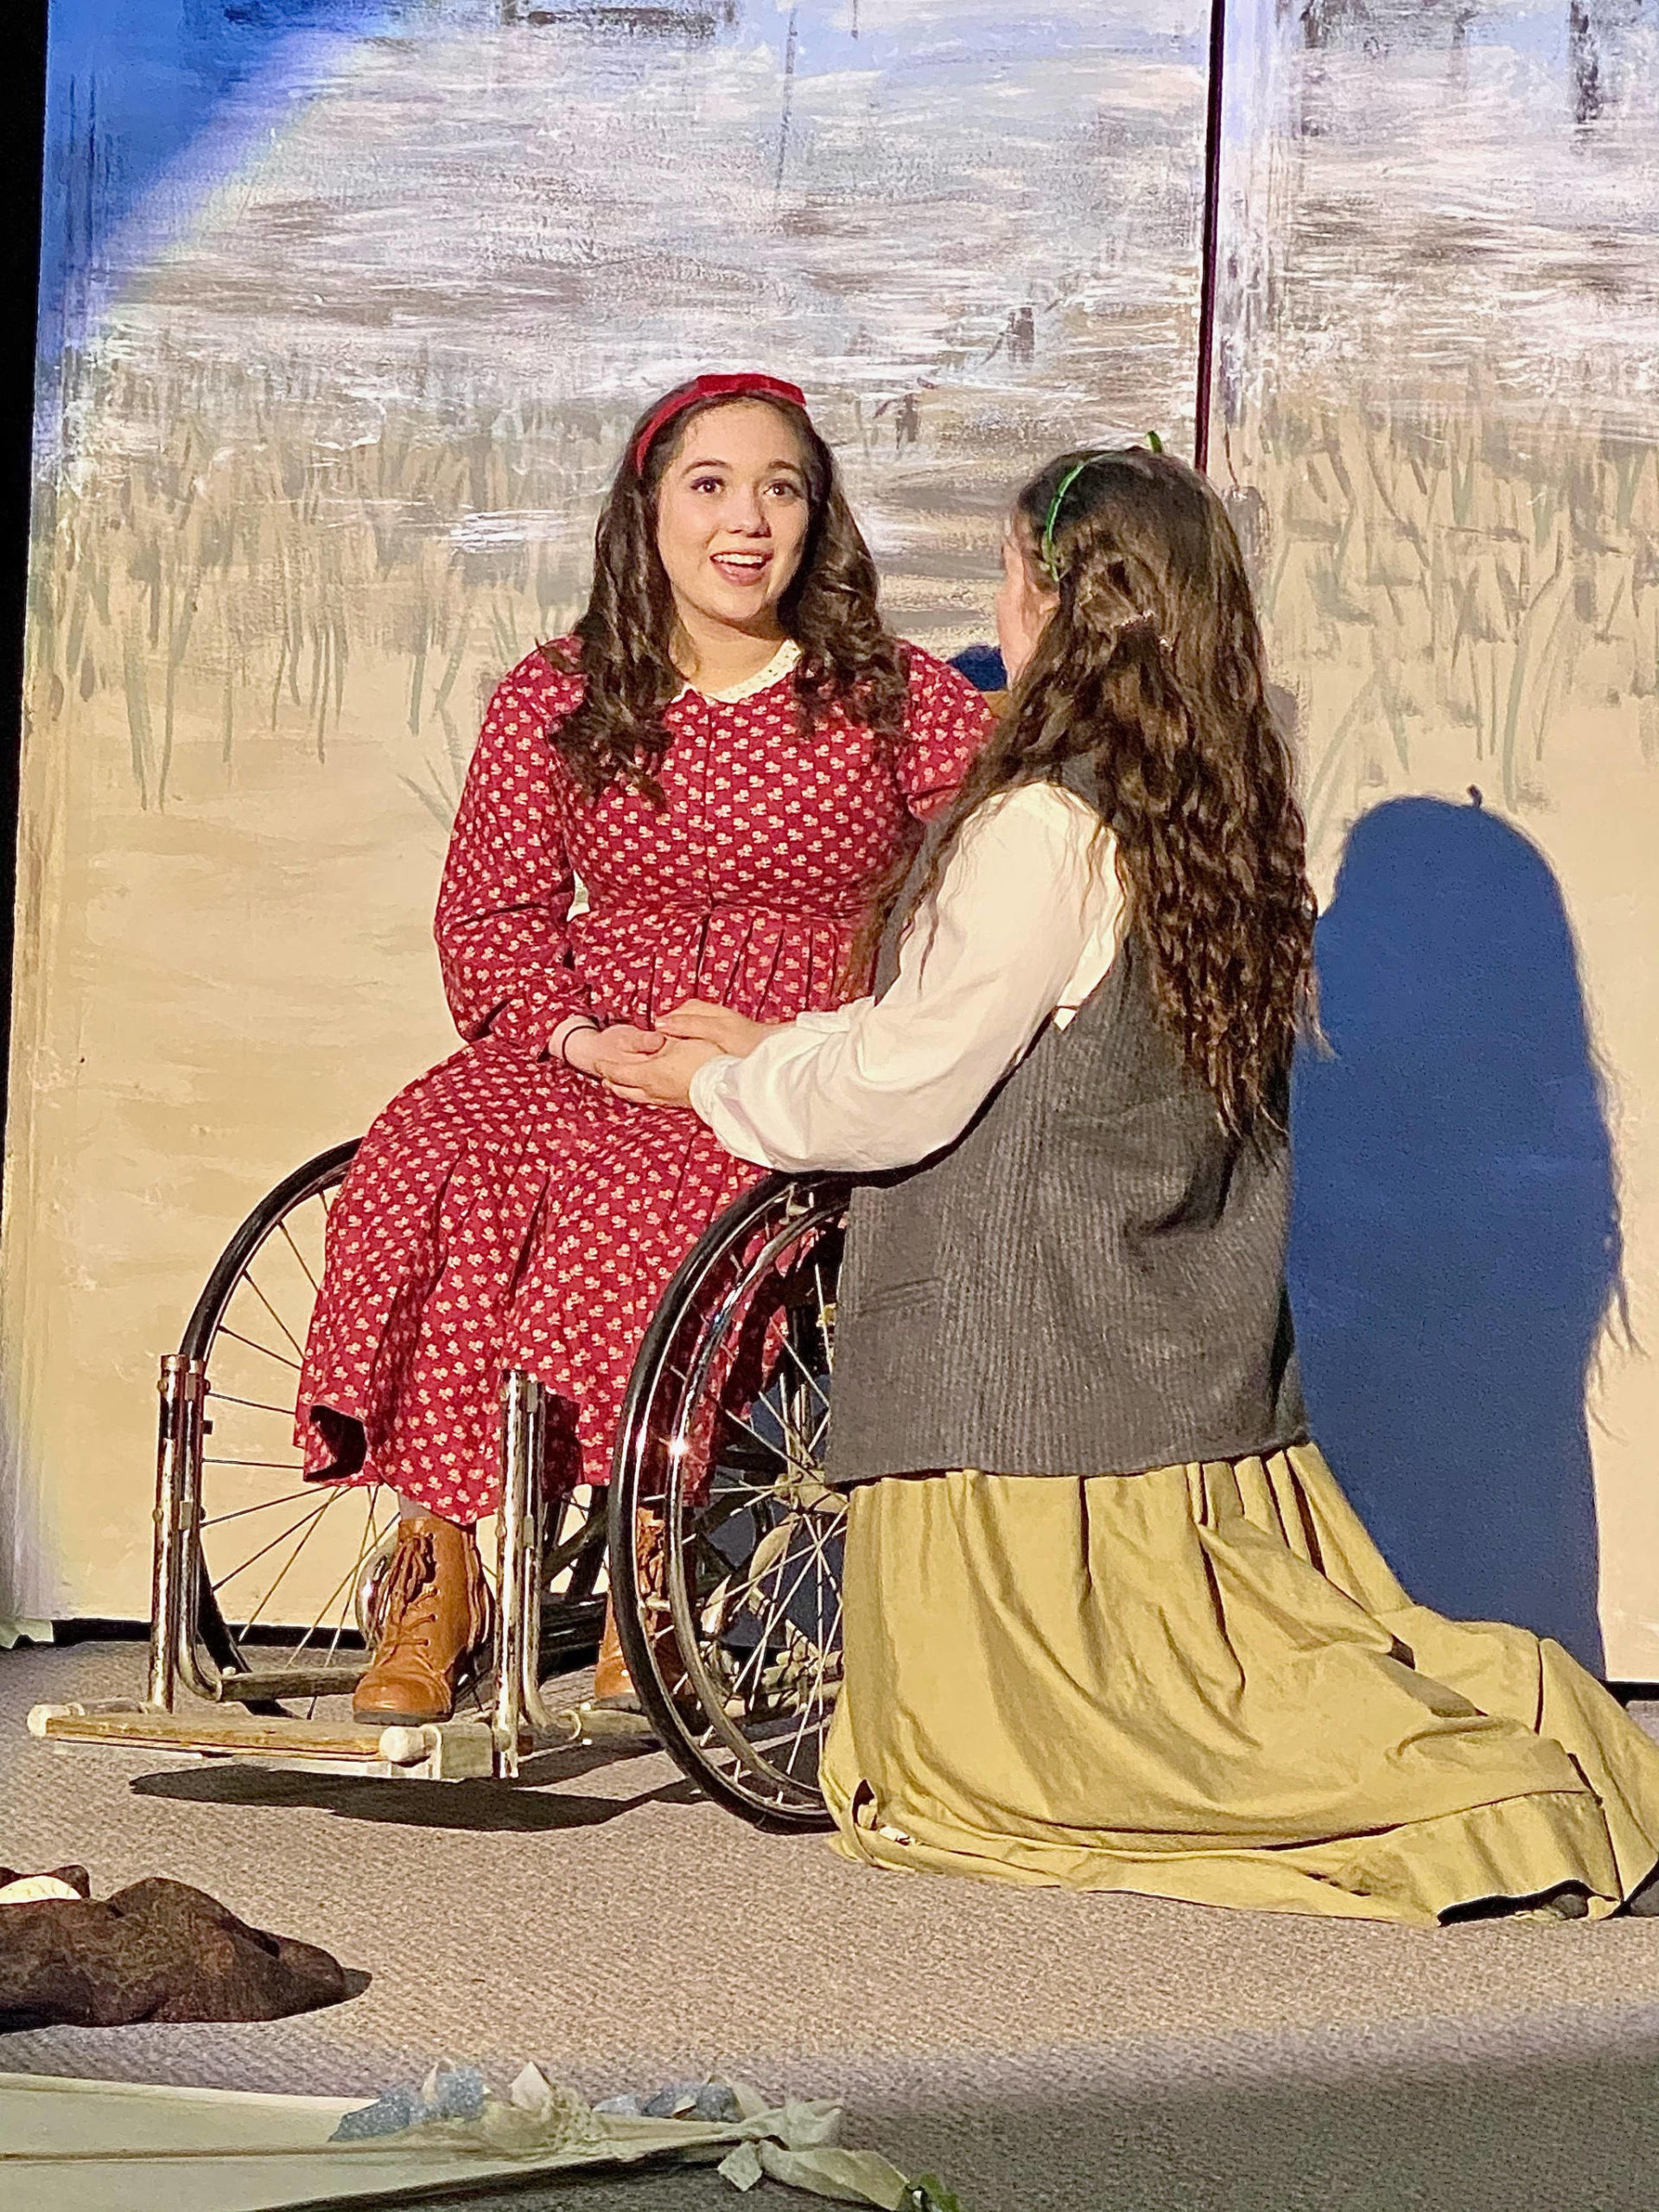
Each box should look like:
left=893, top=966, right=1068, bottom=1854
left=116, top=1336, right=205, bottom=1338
left=372, top=1530, right=445, bottom=1650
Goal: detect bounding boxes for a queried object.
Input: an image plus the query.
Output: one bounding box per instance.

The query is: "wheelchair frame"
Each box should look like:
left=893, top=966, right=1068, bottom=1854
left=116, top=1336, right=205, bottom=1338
left=29, top=1152, right=848, bottom=1821
left=31, top=1363, right=605, bottom=1782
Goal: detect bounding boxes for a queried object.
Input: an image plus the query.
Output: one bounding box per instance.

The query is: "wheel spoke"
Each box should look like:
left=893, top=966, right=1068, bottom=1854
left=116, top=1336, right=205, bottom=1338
left=289, top=1502, right=384, bottom=1665
left=277, top=1215, right=322, bottom=1298
left=241, top=1270, right=308, bottom=1361
left=721, top=1408, right=794, bottom=1465
left=223, top=1491, right=335, bottom=1633
left=708, top=1463, right=802, bottom=1511
left=206, top=1390, right=297, bottom=1417
left=781, top=1664, right=826, bottom=1773
left=210, top=1496, right=334, bottom=1594
left=812, top=1258, right=836, bottom=1373
left=218, top=1325, right=302, bottom=1371
left=717, top=1398, right=830, bottom=1491
left=773, top=1329, right=831, bottom=1414
left=204, top=1457, right=309, bottom=1471
left=715, top=1533, right=830, bottom=1707
left=702, top=1507, right=836, bottom=1628
left=698, top=1513, right=800, bottom=1618
left=720, top=1615, right=782, bottom=1707
left=200, top=1486, right=317, bottom=1529
left=324, top=1493, right=387, bottom=1668
left=290, top=1498, right=390, bottom=1713
left=752, top=1519, right=840, bottom=1660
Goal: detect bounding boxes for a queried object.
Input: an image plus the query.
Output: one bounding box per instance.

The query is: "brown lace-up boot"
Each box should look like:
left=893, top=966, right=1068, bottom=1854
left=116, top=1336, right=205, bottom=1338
left=591, top=1510, right=688, bottom=1713
left=352, top=1515, right=492, bottom=1726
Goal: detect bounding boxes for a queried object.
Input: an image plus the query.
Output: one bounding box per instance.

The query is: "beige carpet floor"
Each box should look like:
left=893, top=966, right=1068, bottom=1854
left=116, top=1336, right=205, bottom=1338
left=6, top=1639, right=1659, bottom=2211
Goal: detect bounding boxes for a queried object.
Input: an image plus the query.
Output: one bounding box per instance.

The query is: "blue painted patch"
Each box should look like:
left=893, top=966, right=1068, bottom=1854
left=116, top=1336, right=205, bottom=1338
left=948, top=643, right=1006, bottom=694
left=41, top=0, right=387, bottom=359
left=1289, top=796, right=1617, bottom=1674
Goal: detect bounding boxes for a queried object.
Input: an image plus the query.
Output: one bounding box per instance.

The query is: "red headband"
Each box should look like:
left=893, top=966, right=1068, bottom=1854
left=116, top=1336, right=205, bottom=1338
left=632, top=372, right=808, bottom=475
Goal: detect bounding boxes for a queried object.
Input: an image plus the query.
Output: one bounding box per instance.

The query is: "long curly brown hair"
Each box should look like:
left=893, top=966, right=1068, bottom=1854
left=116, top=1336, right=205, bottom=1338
left=911, top=446, right=1316, bottom=1134
left=545, top=383, right=910, bottom=798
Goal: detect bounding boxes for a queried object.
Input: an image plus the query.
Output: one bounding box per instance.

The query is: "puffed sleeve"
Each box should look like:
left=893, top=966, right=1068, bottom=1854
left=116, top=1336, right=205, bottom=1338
left=434, top=658, right=594, bottom=1057
left=893, top=647, right=996, bottom=820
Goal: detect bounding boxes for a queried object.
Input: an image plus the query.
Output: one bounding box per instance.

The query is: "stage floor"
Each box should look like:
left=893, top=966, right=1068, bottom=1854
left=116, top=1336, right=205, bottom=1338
left=6, top=1639, right=1659, bottom=2211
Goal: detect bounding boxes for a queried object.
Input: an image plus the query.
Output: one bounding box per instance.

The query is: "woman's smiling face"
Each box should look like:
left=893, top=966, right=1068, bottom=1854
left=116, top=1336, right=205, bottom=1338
left=654, top=400, right=813, bottom=640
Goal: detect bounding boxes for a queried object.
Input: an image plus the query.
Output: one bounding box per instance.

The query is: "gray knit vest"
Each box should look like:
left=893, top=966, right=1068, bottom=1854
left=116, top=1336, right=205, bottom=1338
left=825, top=780, right=1307, bottom=1486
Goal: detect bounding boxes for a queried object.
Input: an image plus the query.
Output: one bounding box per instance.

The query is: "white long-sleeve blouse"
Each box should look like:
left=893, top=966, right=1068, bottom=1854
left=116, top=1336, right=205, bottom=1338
left=687, top=782, right=1127, bottom=1174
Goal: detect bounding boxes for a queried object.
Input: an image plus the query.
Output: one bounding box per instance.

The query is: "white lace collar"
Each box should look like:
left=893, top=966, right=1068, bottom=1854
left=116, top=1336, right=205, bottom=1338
left=675, top=638, right=802, bottom=705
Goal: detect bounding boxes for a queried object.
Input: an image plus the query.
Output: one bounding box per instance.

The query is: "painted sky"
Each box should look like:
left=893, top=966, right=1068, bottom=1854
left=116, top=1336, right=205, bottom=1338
left=40, top=2, right=1211, bottom=363
left=41, top=0, right=387, bottom=359
left=43, top=3, right=1210, bottom=478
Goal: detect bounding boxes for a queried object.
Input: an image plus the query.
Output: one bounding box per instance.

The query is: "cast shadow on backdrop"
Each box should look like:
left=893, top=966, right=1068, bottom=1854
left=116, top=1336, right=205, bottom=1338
left=1288, top=793, right=1621, bottom=1676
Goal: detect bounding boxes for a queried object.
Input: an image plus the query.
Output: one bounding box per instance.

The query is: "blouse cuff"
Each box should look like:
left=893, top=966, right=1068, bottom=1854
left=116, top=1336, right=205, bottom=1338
left=689, top=1053, right=778, bottom=1168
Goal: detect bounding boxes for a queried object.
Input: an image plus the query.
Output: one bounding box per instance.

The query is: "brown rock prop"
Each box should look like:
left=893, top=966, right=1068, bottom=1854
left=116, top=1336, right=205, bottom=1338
left=0, top=1877, right=350, bottom=2029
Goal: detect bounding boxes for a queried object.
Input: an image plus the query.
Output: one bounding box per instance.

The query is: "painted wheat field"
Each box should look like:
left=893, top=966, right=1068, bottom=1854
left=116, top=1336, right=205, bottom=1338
left=5, top=1, right=1210, bottom=1619
left=1240, top=401, right=1659, bottom=861
left=1219, top=1, right=1659, bottom=870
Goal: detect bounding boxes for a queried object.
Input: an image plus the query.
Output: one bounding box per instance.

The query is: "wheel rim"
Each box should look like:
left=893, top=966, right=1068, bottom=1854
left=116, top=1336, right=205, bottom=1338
left=613, top=1177, right=848, bottom=1827
left=666, top=1209, right=844, bottom=1808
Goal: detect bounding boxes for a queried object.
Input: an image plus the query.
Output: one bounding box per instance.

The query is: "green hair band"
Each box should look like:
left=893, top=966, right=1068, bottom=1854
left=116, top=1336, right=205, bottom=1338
left=1039, top=454, right=1100, bottom=581
left=1039, top=433, right=1165, bottom=581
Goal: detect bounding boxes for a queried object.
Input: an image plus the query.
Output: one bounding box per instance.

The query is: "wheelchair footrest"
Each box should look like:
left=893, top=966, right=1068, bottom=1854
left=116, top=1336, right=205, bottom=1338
left=540, top=1700, right=659, bottom=1749
left=26, top=1702, right=498, bottom=1779
left=208, top=1663, right=365, bottom=1703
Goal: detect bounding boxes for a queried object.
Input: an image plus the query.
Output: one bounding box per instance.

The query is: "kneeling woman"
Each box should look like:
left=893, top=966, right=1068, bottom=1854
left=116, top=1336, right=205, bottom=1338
left=615, top=446, right=1659, bottom=1923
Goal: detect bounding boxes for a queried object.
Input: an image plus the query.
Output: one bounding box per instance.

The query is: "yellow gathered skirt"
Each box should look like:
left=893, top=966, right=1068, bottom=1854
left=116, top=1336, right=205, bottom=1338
left=819, top=1446, right=1659, bottom=1923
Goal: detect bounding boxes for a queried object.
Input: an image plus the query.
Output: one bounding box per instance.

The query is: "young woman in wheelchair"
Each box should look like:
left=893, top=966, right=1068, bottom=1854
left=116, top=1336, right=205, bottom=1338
left=613, top=443, right=1659, bottom=1923
left=295, top=372, right=993, bottom=1729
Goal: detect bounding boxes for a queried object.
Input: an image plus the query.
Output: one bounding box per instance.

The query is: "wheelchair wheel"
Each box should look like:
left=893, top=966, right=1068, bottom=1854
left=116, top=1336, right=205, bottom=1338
left=181, top=1141, right=606, bottom=1712
left=608, top=1173, right=849, bottom=1830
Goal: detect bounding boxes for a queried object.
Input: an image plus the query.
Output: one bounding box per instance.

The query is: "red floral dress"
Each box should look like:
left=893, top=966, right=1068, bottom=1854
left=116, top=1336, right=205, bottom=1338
left=296, top=640, right=991, bottom=1520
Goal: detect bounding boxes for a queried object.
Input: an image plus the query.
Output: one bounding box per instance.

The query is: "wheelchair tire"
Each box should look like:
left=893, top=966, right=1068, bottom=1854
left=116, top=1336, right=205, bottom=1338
left=608, top=1173, right=849, bottom=1831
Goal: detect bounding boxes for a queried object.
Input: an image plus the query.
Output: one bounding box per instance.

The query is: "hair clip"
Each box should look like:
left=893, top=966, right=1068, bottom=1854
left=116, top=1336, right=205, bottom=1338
left=1128, top=610, right=1175, bottom=655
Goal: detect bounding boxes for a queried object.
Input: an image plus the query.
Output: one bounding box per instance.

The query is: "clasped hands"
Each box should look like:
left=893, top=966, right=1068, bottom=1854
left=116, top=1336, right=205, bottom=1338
left=563, top=1000, right=779, bottom=1108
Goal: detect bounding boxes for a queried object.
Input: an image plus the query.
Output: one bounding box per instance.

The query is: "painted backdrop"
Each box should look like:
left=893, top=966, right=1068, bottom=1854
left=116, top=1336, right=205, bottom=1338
left=3, top=1, right=1211, bottom=1623
left=10, top=1, right=1658, bottom=1674
left=1217, top=0, right=1659, bottom=1672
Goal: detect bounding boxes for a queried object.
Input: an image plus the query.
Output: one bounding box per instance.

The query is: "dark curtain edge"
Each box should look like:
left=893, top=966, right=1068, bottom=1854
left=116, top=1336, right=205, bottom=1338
left=0, top=2, right=48, bottom=1217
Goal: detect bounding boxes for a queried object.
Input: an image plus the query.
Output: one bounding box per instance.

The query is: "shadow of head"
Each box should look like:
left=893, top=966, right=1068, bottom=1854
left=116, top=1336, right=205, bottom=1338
left=1290, top=795, right=1621, bottom=1670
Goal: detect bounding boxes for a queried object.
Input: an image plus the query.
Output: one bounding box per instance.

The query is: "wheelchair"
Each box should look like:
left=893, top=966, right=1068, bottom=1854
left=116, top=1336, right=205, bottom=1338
left=30, top=1144, right=849, bottom=1831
